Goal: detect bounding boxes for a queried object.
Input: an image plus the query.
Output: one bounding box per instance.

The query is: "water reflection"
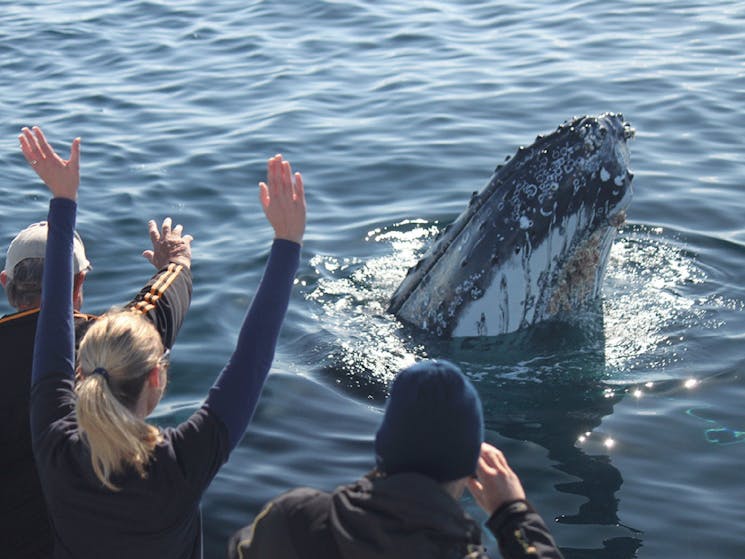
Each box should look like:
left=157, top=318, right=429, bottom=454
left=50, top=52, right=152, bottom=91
left=449, top=320, right=643, bottom=558
left=301, top=220, right=717, bottom=559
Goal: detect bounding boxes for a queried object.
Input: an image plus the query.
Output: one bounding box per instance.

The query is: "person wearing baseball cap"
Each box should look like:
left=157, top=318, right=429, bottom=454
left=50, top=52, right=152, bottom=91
left=0, top=126, right=194, bottom=558
left=229, top=360, right=564, bottom=559
left=2, top=221, right=91, bottom=311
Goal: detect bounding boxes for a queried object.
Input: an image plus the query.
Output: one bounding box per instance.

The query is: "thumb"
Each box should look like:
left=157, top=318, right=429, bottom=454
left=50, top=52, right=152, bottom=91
left=142, top=250, right=155, bottom=264
left=69, top=137, right=81, bottom=169
left=467, top=476, right=483, bottom=496
left=259, top=182, right=270, bottom=211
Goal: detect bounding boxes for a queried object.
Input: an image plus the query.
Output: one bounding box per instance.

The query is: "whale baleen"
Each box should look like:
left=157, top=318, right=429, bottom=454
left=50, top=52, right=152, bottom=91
left=388, top=113, right=635, bottom=337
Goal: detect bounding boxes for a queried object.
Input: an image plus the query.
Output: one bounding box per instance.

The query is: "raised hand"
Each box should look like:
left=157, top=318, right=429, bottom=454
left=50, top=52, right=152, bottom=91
left=142, top=217, right=193, bottom=270
left=467, top=443, right=527, bottom=515
left=259, top=154, right=306, bottom=245
left=19, top=126, right=80, bottom=201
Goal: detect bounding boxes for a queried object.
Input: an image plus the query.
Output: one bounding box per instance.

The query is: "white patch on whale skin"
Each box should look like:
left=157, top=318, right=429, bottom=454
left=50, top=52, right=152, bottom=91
left=451, top=210, right=598, bottom=337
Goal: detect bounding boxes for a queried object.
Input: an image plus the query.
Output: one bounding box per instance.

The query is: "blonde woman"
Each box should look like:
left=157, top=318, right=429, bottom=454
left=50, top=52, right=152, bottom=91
left=25, top=126, right=306, bottom=559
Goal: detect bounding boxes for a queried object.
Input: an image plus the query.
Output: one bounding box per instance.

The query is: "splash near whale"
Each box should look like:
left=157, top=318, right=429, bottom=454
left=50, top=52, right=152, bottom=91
left=388, top=113, right=635, bottom=338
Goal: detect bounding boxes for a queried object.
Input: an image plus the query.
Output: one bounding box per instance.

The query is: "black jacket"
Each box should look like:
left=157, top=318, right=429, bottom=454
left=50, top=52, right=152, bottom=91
left=229, top=472, right=564, bottom=559
left=0, top=263, right=191, bottom=559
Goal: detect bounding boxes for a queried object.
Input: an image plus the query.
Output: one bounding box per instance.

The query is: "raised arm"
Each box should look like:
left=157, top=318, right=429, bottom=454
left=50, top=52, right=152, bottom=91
left=126, top=217, right=194, bottom=349
left=23, top=126, right=80, bottom=389
left=204, top=154, right=306, bottom=451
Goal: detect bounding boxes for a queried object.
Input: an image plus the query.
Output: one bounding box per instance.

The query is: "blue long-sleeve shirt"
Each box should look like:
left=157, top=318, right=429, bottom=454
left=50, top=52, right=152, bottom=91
left=30, top=198, right=300, bottom=559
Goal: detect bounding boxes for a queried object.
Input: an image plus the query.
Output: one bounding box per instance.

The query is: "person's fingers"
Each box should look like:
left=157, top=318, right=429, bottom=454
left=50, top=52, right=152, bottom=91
left=480, top=443, right=508, bottom=471
left=494, top=452, right=511, bottom=472
left=182, top=234, right=194, bottom=245
left=161, top=217, right=172, bottom=238
left=69, top=137, right=81, bottom=171
left=269, top=154, right=282, bottom=197
left=281, top=160, right=292, bottom=196
left=19, top=133, right=37, bottom=166
left=466, top=477, right=488, bottom=511
left=172, top=224, right=183, bottom=236
left=294, top=172, right=305, bottom=203
left=148, top=219, right=160, bottom=243
left=33, top=126, right=56, bottom=161
left=20, top=128, right=42, bottom=163
left=477, top=452, right=498, bottom=478
left=259, top=181, right=270, bottom=211
left=467, top=476, right=484, bottom=495
left=142, top=250, right=155, bottom=264
left=25, top=127, right=44, bottom=158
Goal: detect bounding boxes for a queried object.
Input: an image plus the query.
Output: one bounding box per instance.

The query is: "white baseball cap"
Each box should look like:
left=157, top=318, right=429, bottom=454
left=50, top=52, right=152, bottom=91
left=3, top=221, right=91, bottom=280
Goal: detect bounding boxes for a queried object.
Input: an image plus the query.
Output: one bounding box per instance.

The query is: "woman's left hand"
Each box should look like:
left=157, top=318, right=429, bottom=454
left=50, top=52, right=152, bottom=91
left=19, top=126, right=80, bottom=201
left=259, top=154, right=306, bottom=245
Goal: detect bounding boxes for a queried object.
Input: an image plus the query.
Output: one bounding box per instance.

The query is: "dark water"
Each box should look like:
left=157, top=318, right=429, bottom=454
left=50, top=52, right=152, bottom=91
left=2, top=1, right=745, bottom=557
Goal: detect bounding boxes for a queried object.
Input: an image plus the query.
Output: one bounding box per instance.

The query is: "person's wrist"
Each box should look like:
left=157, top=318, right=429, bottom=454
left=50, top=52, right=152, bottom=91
left=168, top=255, right=191, bottom=269
left=487, top=499, right=532, bottom=529
left=274, top=235, right=302, bottom=246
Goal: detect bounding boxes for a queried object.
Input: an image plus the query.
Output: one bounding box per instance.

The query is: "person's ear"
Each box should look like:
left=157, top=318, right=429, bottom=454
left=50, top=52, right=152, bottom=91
left=73, top=271, right=87, bottom=293
left=147, top=366, right=161, bottom=388
left=1, top=271, right=7, bottom=288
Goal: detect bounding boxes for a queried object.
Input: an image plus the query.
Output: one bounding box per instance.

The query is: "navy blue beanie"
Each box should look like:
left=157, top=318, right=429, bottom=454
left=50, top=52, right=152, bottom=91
left=374, top=360, right=484, bottom=482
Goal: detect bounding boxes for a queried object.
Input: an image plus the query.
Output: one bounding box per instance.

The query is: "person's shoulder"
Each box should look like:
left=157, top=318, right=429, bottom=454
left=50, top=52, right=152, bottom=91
left=73, top=311, right=98, bottom=321
left=0, top=307, right=40, bottom=328
left=73, top=311, right=99, bottom=343
left=0, top=309, right=38, bottom=360
left=274, top=486, right=333, bottom=514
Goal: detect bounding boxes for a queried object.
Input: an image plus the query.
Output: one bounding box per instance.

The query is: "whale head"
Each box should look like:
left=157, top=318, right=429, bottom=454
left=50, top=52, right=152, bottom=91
left=389, top=113, right=635, bottom=337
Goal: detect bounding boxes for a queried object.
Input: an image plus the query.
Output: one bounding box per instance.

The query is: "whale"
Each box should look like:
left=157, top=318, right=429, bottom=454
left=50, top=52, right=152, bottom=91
left=388, top=113, right=635, bottom=338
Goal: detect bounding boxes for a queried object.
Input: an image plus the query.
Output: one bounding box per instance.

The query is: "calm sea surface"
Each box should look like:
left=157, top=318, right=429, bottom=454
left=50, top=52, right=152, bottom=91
left=2, top=1, right=744, bottom=557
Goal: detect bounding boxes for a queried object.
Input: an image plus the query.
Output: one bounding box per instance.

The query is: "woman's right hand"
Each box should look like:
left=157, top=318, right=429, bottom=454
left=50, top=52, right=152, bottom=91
left=19, top=126, right=80, bottom=201
left=259, top=154, right=306, bottom=245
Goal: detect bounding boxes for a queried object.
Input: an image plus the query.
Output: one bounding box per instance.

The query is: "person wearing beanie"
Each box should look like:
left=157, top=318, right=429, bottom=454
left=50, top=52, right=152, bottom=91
left=229, top=360, right=564, bottom=559
left=1, top=126, right=193, bottom=558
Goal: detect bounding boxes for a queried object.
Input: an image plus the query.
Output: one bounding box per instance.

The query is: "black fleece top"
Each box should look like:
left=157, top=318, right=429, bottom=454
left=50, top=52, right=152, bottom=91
left=30, top=198, right=299, bottom=559
left=229, top=472, right=564, bottom=559
left=1, top=226, right=191, bottom=558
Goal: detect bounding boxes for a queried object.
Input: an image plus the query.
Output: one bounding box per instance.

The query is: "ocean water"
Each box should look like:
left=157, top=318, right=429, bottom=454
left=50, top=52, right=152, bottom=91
left=2, top=1, right=744, bottom=557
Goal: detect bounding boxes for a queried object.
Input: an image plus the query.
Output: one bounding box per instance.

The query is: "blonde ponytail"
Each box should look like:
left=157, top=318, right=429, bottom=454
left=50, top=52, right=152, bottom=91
left=76, top=310, right=165, bottom=490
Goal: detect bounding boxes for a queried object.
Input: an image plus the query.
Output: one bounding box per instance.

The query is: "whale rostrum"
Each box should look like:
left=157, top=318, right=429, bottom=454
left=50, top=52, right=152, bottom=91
left=388, top=113, right=635, bottom=337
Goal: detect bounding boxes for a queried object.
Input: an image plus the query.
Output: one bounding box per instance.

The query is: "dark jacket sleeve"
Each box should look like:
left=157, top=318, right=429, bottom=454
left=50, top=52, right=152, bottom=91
left=124, top=262, right=192, bottom=349
left=485, top=500, right=564, bottom=559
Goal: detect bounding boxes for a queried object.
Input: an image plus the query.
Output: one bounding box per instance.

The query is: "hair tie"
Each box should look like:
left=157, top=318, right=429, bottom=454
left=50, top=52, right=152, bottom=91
left=90, top=367, right=110, bottom=382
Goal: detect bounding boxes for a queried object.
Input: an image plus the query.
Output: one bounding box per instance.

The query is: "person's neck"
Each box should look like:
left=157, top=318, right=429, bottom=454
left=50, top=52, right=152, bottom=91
left=15, top=298, right=82, bottom=313
left=15, top=302, right=40, bottom=312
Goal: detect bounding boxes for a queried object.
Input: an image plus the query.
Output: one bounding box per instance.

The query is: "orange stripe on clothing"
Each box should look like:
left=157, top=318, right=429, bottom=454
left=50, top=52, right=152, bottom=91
left=132, top=263, right=184, bottom=316
left=0, top=307, right=40, bottom=325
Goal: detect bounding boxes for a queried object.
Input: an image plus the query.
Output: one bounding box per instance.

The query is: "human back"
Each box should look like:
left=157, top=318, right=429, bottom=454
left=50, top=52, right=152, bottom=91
left=230, top=360, right=565, bottom=559
left=36, top=309, right=228, bottom=558
left=26, top=124, right=306, bottom=558
left=1, top=126, right=193, bottom=558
